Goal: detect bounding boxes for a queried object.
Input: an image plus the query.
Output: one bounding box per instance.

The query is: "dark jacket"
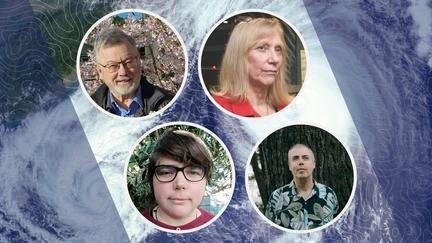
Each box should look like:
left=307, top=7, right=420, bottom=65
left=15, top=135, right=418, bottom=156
left=91, top=76, right=174, bottom=117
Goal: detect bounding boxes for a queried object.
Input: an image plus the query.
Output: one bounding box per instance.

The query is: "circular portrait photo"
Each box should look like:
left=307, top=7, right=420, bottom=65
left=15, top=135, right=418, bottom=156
left=199, top=10, right=307, bottom=118
left=126, top=123, right=235, bottom=232
left=77, top=10, right=187, bottom=118
left=246, top=124, right=356, bottom=232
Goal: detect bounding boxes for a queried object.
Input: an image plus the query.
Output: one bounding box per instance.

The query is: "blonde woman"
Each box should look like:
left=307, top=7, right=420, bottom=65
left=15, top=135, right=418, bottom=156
left=211, top=17, right=292, bottom=117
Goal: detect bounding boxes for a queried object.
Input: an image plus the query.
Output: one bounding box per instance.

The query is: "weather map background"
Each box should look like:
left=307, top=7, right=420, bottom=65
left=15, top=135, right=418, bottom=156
left=0, top=0, right=431, bottom=242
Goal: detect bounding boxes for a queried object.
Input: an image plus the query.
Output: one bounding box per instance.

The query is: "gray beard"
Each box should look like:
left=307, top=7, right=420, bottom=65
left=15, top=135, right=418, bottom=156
left=112, top=80, right=138, bottom=96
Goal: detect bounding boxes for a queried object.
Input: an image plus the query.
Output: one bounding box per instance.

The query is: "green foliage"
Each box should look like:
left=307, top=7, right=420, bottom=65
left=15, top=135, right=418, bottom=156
left=127, top=125, right=232, bottom=212
left=127, top=138, right=157, bottom=210
left=34, top=1, right=109, bottom=77
left=112, top=16, right=126, bottom=26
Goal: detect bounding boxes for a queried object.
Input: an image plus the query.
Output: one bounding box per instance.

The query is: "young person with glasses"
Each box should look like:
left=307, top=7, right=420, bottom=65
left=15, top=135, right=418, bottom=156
left=91, top=27, right=173, bottom=117
left=141, top=129, right=215, bottom=230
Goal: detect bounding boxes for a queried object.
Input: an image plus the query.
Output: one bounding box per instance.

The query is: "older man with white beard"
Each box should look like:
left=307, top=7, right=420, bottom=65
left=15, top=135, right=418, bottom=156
left=91, top=27, right=173, bottom=117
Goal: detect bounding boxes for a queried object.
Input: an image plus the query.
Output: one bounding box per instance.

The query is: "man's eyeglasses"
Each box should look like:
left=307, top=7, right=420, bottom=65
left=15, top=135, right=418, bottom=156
left=154, top=165, right=207, bottom=182
left=98, top=55, right=139, bottom=73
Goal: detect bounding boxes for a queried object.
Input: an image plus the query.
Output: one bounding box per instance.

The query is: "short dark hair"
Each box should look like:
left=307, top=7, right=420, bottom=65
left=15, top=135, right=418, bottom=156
left=147, top=128, right=214, bottom=201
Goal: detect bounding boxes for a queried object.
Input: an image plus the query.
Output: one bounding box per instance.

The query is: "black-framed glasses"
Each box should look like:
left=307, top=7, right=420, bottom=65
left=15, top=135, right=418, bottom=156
left=98, top=55, right=139, bottom=73
left=154, top=165, right=206, bottom=182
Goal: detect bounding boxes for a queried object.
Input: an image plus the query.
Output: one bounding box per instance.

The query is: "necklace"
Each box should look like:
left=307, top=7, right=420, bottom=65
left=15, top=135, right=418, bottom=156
left=153, top=206, right=159, bottom=220
left=153, top=206, right=199, bottom=222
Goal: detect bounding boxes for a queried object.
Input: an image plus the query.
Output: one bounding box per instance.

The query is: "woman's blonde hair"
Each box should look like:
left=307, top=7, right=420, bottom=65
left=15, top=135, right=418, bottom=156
left=211, top=17, right=291, bottom=106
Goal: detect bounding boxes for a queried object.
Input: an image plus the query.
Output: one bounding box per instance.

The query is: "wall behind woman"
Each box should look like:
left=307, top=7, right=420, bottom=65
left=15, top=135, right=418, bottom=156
left=201, top=12, right=306, bottom=96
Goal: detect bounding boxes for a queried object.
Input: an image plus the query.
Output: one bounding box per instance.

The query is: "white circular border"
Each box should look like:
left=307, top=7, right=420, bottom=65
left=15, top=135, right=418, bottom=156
left=123, top=121, right=236, bottom=234
left=245, top=121, right=358, bottom=233
left=76, top=9, right=188, bottom=120
left=197, top=9, right=310, bottom=120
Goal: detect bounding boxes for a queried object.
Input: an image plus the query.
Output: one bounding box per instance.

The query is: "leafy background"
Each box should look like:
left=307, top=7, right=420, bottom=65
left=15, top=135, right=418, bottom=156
left=127, top=124, right=233, bottom=213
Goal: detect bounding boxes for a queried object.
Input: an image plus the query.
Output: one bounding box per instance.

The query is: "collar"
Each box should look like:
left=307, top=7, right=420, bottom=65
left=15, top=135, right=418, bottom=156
left=148, top=207, right=208, bottom=231
left=230, top=99, right=260, bottom=117
left=109, top=84, right=144, bottom=117
left=289, top=179, right=320, bottom=201
left=231, top=99, right=284, bottom=117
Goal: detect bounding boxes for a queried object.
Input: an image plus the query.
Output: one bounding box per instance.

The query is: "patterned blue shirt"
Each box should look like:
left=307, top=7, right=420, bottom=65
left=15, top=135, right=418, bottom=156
left=109, top=84, right=144, bottom=117
left=265, top=180, right=338, bottom=230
